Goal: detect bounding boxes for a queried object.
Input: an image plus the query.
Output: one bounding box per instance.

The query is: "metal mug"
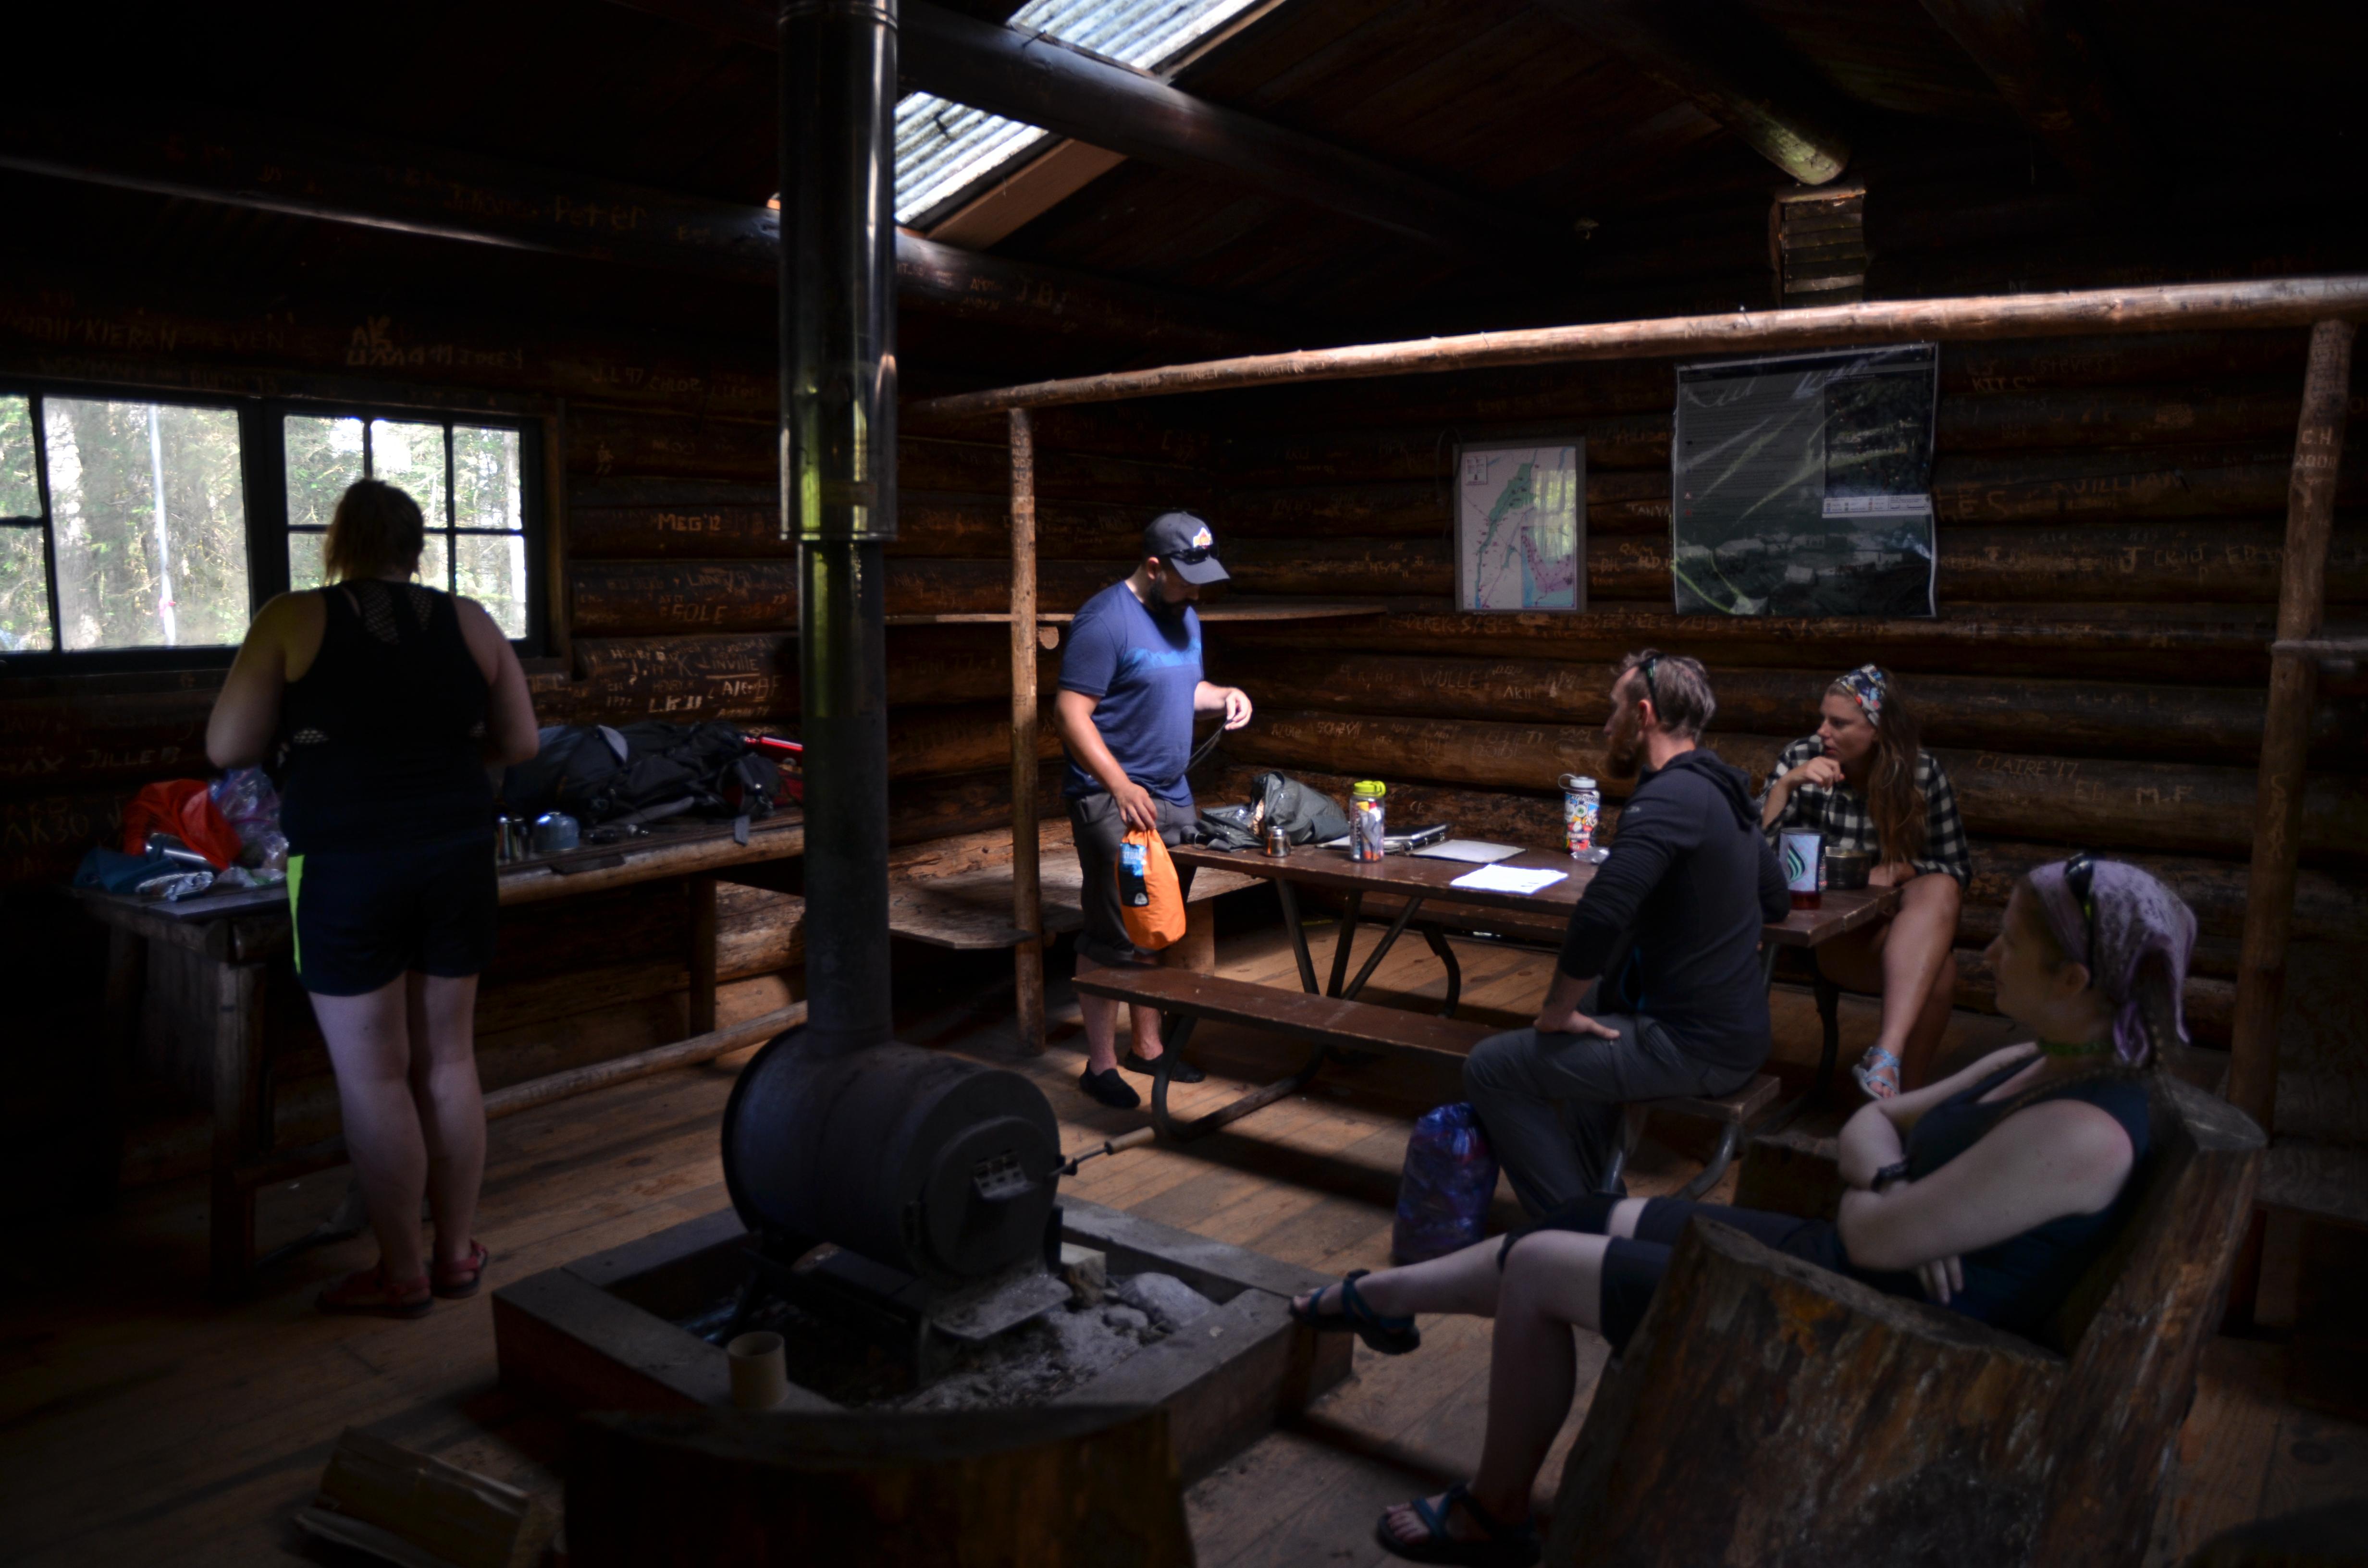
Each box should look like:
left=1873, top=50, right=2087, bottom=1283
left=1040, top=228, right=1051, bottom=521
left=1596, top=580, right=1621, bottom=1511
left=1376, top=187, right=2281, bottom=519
left=1264, top=825, right=1290, bottom=858
left=532, top=811, right=580, bottom=855
left=1824, top=847, right=1875, bottom=890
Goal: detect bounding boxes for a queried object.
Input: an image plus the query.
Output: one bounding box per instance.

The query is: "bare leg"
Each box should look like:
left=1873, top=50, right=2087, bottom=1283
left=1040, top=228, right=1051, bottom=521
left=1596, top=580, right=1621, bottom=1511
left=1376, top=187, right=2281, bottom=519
left=1381, top=1233, right=1616, bottom=1545
left=1075, top=954, right=1122, bottom=1075
left=311, top=977, right=427, bottom=1283
left=1297, top=1198, right=1648, bottom=1323
left=1075, top=954, right=1171, bottom=1072
left=405, top=973, right=485, bottom=1272
left=1819, top=872, right=1961, bottom=1093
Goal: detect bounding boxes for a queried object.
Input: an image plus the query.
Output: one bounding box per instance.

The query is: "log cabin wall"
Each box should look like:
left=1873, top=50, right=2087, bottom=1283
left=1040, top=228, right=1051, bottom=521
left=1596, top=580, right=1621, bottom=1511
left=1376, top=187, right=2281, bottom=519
left=1188, top=323, right=2368, bottom=1082
left=0, top=253, right=1217, bottom=1192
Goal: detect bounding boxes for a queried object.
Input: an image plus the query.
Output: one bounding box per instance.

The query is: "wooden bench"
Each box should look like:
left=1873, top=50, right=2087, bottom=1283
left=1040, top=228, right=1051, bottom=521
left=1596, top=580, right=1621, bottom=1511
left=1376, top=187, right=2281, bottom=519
left=886, top=823, right=1260, bottom=953
left=1076, top=967, right=1783, bottom=1196
left=1071, top=966, right=1492, bottom=1140
left=1598, top=1073, right=1785, bottom=1200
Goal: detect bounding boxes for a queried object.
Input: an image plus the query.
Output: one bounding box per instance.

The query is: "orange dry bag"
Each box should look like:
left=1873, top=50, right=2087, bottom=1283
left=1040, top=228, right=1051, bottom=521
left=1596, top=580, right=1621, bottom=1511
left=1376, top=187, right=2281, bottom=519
left=1117, top=829, right=1187, bottom=951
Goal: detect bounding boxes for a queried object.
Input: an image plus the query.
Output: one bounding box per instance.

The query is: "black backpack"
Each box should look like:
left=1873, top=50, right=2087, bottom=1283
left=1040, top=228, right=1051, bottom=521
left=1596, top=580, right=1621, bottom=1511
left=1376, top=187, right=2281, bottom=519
left=503, top=722, right=783, bottom=827
left=1197, top=770, right=1352, bottom=850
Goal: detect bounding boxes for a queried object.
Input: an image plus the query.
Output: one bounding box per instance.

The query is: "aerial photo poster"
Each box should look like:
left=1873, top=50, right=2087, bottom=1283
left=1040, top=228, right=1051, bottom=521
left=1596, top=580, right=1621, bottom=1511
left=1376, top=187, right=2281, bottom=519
left=1671, top=343, right=1939, bottom=617
left=1454, top=439, right=1584, bottom=613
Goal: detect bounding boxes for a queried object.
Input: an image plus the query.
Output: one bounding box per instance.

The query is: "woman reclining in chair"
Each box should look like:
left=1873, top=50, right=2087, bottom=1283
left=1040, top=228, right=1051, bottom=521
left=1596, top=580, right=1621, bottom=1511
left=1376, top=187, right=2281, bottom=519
left=1293, top=856, right=2195, bottom=1567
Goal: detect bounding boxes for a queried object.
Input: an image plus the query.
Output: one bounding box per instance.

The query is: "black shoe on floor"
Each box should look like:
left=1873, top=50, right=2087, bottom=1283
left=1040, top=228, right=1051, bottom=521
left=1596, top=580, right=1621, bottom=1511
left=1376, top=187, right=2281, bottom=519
left=1121, top=1050, right=1205, bottom=1083
left=1079, top=1066, right=1142, bottom=1109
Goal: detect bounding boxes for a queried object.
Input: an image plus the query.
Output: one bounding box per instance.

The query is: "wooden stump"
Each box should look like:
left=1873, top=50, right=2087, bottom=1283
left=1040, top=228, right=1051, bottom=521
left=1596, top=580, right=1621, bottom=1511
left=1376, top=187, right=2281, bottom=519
left=566, top=1405, right=1194, bottom=1567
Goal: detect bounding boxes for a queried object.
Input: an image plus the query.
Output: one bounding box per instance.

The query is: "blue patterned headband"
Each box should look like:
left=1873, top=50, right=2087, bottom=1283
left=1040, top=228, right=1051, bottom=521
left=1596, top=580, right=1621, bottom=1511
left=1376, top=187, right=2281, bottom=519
left=1840, top=664, right=1887, bottom=725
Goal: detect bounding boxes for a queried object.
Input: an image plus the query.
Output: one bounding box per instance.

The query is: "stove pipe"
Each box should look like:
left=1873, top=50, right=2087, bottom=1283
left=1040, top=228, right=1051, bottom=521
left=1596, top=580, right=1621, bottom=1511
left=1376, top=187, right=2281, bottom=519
left=724, top=0, right=1064, bottom=1288
left=782, top=0, right=897, bottom=1054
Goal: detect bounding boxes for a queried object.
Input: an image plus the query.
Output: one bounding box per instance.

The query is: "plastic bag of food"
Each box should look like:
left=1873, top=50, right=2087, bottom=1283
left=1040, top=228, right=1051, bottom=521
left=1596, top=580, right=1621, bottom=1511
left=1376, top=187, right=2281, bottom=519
left=121, top=781, right=243, bottom=870
left=1391, top=1102, right=1500, bottom=1264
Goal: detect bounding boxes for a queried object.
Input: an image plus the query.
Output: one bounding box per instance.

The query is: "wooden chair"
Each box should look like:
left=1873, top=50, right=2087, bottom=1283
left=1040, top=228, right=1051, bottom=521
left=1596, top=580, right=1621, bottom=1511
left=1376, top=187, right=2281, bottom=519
left=1542, top=1075, right=2264, bottom=1568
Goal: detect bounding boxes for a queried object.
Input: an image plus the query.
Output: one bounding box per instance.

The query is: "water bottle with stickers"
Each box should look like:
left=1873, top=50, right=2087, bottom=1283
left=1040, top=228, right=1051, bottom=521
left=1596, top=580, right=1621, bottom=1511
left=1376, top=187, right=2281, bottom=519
left=1351, top=780, right=1387, bottom=862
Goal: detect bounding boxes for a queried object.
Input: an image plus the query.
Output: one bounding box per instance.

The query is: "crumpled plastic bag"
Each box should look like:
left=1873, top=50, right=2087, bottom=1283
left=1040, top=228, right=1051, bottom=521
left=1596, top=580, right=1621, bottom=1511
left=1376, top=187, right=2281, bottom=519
left=1392, top=1102, right=1501, bottom=1264
left=120, top=780, right=243, bottom=870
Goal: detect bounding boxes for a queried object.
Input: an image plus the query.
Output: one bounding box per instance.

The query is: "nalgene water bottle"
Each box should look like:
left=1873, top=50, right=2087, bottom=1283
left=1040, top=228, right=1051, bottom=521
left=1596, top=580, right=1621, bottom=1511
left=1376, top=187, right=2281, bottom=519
left=1351, top=780, right=1387, bottom=863
left=1560, top=773, right=1601, bottom=860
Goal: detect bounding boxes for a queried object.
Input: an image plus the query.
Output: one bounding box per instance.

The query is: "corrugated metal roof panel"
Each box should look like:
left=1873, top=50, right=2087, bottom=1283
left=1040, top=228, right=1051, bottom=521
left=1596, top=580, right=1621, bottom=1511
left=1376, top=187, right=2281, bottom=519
left=895, top=0, right=1269, bottom=225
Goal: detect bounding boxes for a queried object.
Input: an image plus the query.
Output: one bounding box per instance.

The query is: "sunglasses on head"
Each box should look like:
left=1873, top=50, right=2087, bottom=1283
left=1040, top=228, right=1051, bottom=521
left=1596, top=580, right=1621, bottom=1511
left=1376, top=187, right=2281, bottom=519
left=1162, top=546, right=1218, bottom=566
left=2063, top=850, right=2098, bottom=957
left=1638, top=655, right=1660, bottom=712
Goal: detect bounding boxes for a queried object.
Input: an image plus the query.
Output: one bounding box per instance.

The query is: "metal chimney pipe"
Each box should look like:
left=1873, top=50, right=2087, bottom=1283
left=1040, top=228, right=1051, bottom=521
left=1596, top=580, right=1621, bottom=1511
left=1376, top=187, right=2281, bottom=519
left=781, top=0, right=898, bottom=1053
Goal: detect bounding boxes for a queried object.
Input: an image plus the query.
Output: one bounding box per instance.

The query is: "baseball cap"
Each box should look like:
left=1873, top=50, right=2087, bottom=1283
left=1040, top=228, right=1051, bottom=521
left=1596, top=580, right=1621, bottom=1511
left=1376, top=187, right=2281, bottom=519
left=1143, top=510, right=1229, bottom=584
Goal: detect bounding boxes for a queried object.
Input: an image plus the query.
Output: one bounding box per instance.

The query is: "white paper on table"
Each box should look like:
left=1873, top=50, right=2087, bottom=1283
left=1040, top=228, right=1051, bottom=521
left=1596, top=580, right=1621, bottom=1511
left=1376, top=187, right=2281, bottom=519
left=1411, top=839, right=1523, bottom=864
left=1446, top=863, right=1568, bottom=896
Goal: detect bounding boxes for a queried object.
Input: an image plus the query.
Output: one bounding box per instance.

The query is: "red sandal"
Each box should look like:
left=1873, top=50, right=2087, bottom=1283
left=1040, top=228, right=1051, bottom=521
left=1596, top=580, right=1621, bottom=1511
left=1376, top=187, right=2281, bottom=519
left=317, top=1265, right=433, bottom=1319
left=432, top=1242, right=492, bottom=1300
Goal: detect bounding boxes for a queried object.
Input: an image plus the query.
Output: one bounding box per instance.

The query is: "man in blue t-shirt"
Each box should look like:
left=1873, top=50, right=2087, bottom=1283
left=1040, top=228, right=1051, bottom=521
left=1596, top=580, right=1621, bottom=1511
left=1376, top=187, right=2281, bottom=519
left=1057, top=511, right=1253, bottom=1108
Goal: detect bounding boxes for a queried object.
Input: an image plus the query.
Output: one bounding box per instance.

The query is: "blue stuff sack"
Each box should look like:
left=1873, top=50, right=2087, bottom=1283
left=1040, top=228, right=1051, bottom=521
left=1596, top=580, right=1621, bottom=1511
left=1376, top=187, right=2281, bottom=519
left=1391, top=1102, right=1500, bottom=1264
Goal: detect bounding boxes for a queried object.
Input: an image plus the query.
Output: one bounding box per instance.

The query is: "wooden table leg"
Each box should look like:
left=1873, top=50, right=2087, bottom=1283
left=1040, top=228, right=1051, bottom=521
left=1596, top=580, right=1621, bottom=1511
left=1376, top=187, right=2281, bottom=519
left=1274, top=881, right=1320, bottom=995
left=1326, top=891, right=1365, bottom=998
left=1341, top=895, right=1423, bottom=1002
left=210, top=961, right=265, bottom=1299
left=99, top=927, right=148, bottom=1196
left=688, top=873, right=718, bottom=1038
left=1013, top=936, right=1047, bottom=1056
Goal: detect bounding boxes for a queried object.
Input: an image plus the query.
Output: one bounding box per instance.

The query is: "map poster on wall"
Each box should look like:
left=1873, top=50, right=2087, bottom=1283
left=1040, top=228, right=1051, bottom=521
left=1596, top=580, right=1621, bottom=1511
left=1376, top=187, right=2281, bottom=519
left=1671, top=343, right=1938, bottom=618
left=1454, top=439, right=1585, bottom=614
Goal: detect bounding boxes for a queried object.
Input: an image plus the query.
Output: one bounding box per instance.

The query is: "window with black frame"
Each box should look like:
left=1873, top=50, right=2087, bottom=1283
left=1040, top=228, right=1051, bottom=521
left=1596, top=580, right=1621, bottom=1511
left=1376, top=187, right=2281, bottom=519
left=284, top=414, right=531, bottom=638
left=0, top=386, right=538, bottom=662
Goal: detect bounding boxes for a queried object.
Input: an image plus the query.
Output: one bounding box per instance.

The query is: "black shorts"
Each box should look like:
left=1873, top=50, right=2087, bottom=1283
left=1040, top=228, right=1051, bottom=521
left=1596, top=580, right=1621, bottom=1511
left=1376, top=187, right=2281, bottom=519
left=1510, top=1194, right=1916, bottom=1355
left=288, top=832, right=499, bottom=996
left=1066, top=790, right=1198, bottom=967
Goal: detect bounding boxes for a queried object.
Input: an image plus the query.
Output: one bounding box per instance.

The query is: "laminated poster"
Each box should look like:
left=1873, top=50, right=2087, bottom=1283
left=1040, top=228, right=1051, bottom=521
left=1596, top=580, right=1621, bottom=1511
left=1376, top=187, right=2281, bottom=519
left=1454, top=439, right=1584, bottom=613
left=1672, top=343, right=1938, bottom=617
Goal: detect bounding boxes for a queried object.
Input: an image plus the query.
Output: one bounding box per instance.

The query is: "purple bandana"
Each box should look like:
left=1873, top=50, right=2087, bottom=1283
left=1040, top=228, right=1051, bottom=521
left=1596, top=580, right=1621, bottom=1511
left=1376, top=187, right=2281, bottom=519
left=2028, top=858, right=2196, bottom=1067
left=1840, top=663, right=1887, bottom=725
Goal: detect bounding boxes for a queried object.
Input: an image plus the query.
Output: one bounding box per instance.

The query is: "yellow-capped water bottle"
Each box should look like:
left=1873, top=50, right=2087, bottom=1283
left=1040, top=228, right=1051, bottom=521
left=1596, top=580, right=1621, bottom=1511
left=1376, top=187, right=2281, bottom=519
left=1351, top=780, right=1387, bottom=863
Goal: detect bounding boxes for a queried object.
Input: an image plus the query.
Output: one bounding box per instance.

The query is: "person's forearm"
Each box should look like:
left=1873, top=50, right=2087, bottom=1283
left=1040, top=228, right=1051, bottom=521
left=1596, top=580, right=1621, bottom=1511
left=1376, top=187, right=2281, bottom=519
left=1835, top=1101, right=1906, bottom=1190
left=1759, top=777, right=1790, bottom=830
left=1537, top=968, right=1591, bottom=1020
left=1193, top=680, right=1227, bottom=713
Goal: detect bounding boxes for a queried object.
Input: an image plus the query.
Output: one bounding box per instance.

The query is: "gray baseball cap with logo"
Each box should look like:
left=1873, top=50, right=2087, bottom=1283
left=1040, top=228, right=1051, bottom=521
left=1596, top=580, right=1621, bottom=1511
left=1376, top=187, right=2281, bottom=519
left=1143, top=511, right=1229, bottom=584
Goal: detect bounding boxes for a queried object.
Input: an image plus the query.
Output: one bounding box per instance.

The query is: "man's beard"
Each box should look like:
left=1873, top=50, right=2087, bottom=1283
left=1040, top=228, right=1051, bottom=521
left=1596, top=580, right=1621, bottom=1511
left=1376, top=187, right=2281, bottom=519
left=1149, top=591, right=1191, bottom=624
left=1603, top=704, right=1643, bottom=780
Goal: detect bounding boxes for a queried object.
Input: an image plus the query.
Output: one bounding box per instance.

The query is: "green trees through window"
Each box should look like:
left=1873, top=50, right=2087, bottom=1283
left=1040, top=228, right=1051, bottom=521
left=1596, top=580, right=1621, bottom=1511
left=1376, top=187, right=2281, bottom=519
left=0, top=389, right=534, bottom=659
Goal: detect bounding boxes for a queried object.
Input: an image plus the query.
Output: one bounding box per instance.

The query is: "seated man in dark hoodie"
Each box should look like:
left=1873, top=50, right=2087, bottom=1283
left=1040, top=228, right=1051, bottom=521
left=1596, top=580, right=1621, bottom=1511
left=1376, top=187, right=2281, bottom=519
left=1465, top=650, right=1789, bottom=1214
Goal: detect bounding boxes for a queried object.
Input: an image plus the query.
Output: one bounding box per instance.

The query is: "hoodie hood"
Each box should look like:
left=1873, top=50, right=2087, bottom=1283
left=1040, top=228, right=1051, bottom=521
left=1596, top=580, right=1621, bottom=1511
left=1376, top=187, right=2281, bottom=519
left=1640, top=748, right=1760, bottom=832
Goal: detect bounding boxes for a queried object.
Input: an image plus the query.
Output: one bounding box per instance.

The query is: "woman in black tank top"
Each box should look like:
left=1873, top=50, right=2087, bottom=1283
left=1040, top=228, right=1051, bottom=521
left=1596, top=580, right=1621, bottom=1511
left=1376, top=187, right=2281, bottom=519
left=208, top=480, right=540, bottom=1318
left=1284, top=859, right=2198, bottom=1567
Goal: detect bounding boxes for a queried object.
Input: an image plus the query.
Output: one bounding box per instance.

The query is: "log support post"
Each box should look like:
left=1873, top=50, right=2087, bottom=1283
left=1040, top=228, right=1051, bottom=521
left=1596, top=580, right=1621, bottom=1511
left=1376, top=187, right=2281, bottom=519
left=1010, top=407, right=1045, bottom=1054
left=2230, top=317, right=2356, bottom=1132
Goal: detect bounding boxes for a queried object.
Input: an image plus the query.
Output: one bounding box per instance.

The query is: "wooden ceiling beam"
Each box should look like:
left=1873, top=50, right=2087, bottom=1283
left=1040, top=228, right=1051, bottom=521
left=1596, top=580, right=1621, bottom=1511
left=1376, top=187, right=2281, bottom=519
left=1915, top=0, right=2155, bottom=189
left=898, top=3, right=1537, bottom=255
left=606, top=0, right=1546, bottom=256
left=0, top=103, right=1279, bottom=360
left=1535, top=0, right=1853, bottom=186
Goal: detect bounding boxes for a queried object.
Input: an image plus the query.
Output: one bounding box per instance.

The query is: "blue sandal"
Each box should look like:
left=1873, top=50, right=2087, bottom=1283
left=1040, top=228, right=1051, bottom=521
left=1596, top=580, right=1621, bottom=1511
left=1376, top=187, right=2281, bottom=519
left=1374, top=1483, right=1539, bottom=1566
left=1853, top=1046, right=1902, bottom=1100
left=1289, top=1269, right=1421, bottom=1356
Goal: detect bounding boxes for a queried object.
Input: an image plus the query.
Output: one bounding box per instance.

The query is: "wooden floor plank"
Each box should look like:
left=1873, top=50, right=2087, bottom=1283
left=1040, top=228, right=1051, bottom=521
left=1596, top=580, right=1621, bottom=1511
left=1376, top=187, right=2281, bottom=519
left=0, top=921, right=2326, bottom=1566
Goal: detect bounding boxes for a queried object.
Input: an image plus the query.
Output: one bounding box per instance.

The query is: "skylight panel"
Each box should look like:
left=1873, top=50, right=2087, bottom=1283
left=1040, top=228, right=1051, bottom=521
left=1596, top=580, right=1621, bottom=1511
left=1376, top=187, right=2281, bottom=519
left=894, top=0, right=1269, bottom=227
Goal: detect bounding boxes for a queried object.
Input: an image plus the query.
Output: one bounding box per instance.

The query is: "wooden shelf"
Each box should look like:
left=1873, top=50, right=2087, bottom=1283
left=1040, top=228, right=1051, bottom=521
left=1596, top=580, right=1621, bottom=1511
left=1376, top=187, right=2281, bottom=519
left=884, top=598, right=1389, bottom=626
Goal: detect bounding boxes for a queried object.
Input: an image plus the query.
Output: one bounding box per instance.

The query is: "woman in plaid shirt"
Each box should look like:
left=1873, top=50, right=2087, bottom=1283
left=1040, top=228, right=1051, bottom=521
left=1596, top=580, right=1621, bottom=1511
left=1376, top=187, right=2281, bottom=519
left=1762, top=665, right=1970, bottom=1098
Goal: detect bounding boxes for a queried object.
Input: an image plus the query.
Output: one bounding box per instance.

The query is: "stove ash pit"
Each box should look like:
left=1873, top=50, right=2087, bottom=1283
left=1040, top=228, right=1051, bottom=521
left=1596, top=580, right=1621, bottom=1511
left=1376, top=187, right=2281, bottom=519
left=493, top=1028, right=1354, bottom=1479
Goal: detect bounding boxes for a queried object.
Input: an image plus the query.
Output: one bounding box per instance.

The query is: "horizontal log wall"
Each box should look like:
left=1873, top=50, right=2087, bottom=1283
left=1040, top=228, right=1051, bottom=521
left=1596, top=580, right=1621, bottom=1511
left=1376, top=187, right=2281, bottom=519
left=1192, top=327, right=2368, bottom=1054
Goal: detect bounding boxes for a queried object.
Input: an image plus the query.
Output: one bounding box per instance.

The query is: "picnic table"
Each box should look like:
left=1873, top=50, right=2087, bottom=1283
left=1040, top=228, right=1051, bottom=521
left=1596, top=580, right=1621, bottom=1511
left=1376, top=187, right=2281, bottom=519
left=1077, top=841, right=1896, bottom=1167
left=76, top=811, right=807, bottom=1297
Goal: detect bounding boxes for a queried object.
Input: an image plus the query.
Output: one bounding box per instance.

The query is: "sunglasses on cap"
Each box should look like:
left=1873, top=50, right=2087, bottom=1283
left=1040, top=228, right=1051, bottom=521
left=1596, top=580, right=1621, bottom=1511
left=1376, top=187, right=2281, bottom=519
left=1162, top=545, right=1219, bottom=566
